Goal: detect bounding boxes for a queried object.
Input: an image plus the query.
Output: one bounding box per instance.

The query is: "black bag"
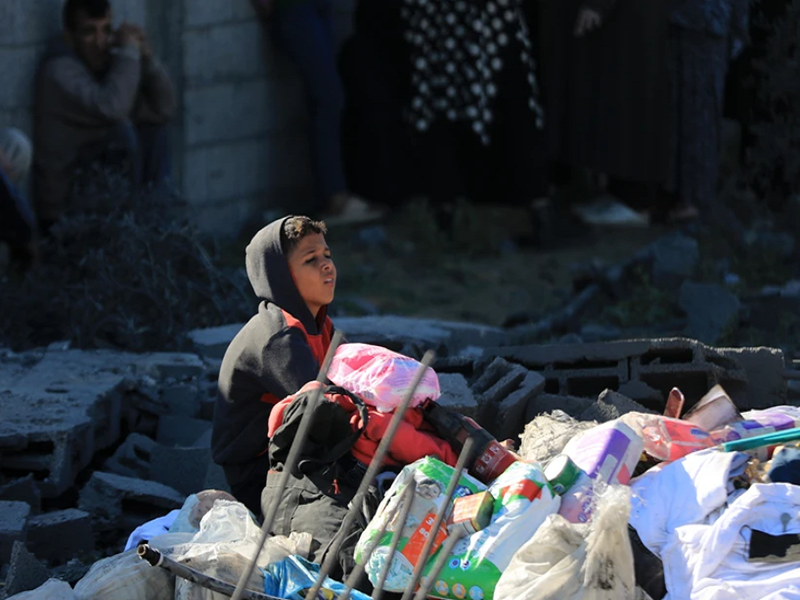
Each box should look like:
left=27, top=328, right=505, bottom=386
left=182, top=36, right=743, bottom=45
left=261, top=385, right=378, bottom=586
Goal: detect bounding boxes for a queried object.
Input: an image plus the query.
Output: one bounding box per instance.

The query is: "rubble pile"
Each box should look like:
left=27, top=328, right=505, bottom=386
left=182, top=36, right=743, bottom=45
left=0, top=315, right=797, bottom=598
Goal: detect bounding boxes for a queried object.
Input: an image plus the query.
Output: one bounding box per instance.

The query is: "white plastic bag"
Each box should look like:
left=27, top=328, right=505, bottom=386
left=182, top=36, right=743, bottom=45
left=167, top=500, right=311, bottom=600
left=494, top=485, right=636, bottom=600
left=6, top=579, right=77, bottom=600
left=73, top=550, right=174, bottom=600
left=327, top=343, right=440, bottom=412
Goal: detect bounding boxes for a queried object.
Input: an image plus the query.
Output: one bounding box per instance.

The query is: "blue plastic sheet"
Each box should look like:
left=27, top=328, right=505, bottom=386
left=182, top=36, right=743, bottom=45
left=263, top=555, right=372, bottom=600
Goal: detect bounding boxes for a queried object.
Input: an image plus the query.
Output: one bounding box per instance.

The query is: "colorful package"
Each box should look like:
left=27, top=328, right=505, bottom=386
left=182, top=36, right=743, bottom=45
left=711, top=406, right=800, bottom=444
left=355, top=457, right=485, bottom=592
left=563, top=419, right=644, bottom=483
left=621, top=413, right=712, bottom=462
left=327, top=343, right=440, bottom=412
left=422, top=461, right=560, bottom=600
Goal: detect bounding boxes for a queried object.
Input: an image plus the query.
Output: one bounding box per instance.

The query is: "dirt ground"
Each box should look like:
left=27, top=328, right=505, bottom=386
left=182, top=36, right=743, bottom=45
left=324, top=200, right=668, bottom=327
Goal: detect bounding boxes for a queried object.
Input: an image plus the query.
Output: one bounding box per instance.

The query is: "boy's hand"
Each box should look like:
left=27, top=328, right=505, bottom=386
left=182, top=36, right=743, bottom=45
left=574, top=7, right=602, bottom=37
left=250, top=0, right=276, bottom=20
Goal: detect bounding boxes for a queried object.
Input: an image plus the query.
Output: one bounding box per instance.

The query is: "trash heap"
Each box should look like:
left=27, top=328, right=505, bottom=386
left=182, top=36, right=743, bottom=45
left=3, top=325, right=800, bottom=600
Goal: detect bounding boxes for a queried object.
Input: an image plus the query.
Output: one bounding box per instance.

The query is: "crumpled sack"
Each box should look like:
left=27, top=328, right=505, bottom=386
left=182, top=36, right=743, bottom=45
left=165, top=500, right=312, bottom=600
left=327, top=343, right=440, bottom=412
left=494, top=485, right=636, bottom=600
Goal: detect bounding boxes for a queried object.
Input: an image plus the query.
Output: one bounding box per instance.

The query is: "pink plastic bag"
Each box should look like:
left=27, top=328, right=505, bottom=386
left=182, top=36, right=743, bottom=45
left=327, top=343, right=440, bottom=412
left=622, top=413, right=714, bottom=462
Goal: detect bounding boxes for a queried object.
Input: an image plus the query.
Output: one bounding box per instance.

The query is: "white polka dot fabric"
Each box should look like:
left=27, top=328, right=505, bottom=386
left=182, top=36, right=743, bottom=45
left=400, top=0, right=543, bottom=144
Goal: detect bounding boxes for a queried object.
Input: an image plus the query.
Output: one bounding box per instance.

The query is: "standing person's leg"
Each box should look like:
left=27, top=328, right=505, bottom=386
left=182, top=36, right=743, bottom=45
left=135, top=123, right=171, bottom=191
left=269, top=0, right=346, bottom=213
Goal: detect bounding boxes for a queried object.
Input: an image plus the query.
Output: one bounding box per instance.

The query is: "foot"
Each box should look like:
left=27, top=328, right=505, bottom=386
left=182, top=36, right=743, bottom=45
left=322, top=194, right=385, bottom=227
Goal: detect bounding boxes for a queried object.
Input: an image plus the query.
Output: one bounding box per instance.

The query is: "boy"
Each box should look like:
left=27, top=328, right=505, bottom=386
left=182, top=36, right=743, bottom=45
left=211, top=216, right=335, bottom=516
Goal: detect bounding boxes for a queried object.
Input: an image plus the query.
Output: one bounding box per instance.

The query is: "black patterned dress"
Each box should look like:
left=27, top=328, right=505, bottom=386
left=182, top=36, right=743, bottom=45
left=666, top=0, right=749, bottom=211
left=400, top=0, right=547, bottom=207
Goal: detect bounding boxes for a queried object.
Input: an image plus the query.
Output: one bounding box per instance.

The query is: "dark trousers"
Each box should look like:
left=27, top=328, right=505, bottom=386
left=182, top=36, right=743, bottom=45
left=270, top=0, right=346, bottom=210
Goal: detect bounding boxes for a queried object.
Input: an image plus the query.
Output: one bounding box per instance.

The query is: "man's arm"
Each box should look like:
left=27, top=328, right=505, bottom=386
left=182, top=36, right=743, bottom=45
left=134, top=35, right=177, bottom=124
left=47, top=39, right=143, bottom=125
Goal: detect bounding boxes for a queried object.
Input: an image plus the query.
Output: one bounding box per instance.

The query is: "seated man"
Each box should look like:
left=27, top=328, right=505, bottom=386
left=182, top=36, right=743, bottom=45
left=34, top=0, right=176, bottom=231
left=0, top=128, right=38, bottom=268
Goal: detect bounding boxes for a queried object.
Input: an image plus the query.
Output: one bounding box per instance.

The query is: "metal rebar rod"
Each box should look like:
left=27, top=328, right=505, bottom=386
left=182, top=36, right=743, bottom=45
left=412, top=531, right=467, bottom=600
left=137, top=544, right=281, bottom=600
left=231, top=330, right=344, bottom=600
left=400, top=437, right=475, bottom=600
left=337, top=495, right=398, bottom=600
left=372, top=482, right=418, bottom=600
left=307, top=350, right=437, bottom=600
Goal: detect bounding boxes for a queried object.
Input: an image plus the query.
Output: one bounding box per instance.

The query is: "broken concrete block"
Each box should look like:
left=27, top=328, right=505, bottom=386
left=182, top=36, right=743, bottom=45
left=435, top=373, right=478, bottom=417
left=103, top=433, right=156, bottom=479
left=0, top=476, right=41, bottom=514
left=193, top=428, right=212, bottom=448
left=203, top=461, right=231, bottom=493
left=718, top=346, right=786, bottom=409
left=471, top=357, right=527, bottom=405
left=526, top=393, right=593, bottom=421
left=161, top=383, right=202, bottom=418
left=150, top=446, right=212, bottom=497
left=188, top=324, right=243, bottom=359
left=617, top=380, right=665, bottom=411
left=489, top=371, right=546, bottom=442
left=4, top=578, right=76, bottom=600
left=25, top=509, right=94, bottom=563
left=678, top=282, right=740, bottom=345
left=0, top=348, right=130, bottom=497
left=133, top=353, right=205, bottom=381
left=0, top=502, right=30, bottom=564
left=648, top=232, right=699, bottom=290
left=2, top=542, right=49, bottom=599
left=78, top=472, right=184, bottom=534
left=156, top=416, right=212, bottom=447
left=580, top=401, right=620, bottom=423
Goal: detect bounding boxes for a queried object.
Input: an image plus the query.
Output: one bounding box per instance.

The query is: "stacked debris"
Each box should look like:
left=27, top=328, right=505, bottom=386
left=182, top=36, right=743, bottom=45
left=1, top=316, right=797, bottom=599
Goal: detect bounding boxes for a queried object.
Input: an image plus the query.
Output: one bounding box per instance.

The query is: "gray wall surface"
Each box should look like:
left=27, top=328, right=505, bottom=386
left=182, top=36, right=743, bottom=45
left=0, top=0, right=356, bottom=236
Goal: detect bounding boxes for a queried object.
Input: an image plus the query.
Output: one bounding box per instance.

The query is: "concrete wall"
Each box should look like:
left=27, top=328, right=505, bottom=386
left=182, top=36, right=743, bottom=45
left=0, top=0, right=356, bottom=237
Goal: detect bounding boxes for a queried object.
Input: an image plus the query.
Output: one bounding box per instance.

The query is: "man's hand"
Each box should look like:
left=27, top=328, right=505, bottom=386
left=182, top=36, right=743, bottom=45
left=250, top=0, right=276, bottom=20
left=574, top=7, right=602, bottom=37
left=115, top=23, right=143, bottom=50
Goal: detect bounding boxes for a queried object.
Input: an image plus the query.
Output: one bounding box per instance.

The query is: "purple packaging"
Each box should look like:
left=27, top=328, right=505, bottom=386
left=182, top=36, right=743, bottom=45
left=562, top=420, right=643, bottom=486
left=712, top=412, right=800, bottom=444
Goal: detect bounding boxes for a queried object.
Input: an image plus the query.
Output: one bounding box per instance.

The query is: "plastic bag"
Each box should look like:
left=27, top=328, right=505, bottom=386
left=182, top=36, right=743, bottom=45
left=425, top=461, right=560, bottom=600
left=494, top=485, right=636, bottom=600
left=620, top=413, right=712, bottom=462
left=6, top=579, right=77, bottom=600
left=263, top=555, right=372, bottom=600
left=167, top=500, right=311, bottom=600
left=356, top=457, right=485, bottom=592
left=73, top=550, right=174, bottom=600
left=327, top=343, right=440, bottom=412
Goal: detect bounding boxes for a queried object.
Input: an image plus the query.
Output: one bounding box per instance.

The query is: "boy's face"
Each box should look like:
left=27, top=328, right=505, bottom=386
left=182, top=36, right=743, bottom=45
left=287, top=232, right=336, bottom=318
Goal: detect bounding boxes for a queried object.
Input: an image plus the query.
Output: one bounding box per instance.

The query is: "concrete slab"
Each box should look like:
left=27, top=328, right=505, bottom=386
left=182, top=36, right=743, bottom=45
left=78, top=472, right=184, bottom=534
left=188, top=324, right=243, bottom=359
left=132, top=353, right=205, bottom=381
left=0, top=501, right=30, bottom=564
left=156, top=416, right=212, bottom=447
left=150, top=446, right=212, bottom=496
left=25, top=509, right=94, bottom=563
left=2, top=542, right=49, bottom=599
left=0, top=476, right=40, bottom=514
left=435, top=373, right=478, bottom=417
left=102, top=433, right=156, bottom=479
left=0, top=348, right=132, bottom=497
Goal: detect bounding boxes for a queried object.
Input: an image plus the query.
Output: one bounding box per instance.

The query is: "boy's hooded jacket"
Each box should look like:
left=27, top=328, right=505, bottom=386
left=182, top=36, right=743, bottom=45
left=211, top=217, right=333, bottom=498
